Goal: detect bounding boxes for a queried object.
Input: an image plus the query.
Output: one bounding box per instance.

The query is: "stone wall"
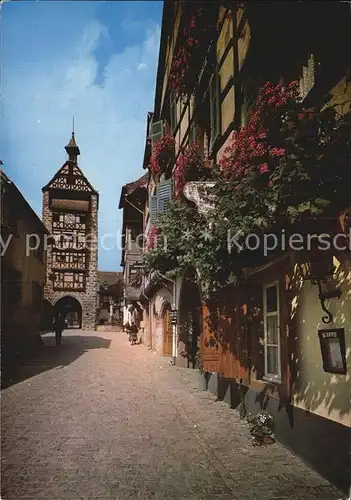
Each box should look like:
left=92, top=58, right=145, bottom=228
left=42, top=191, right=99, bottom=330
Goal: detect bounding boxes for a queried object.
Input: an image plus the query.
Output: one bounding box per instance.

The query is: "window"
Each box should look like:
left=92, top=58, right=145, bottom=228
left=241, top=80, right=257, bottom=127
left=151, top=120, right=164, bottom=147
left=263, top=282, right=281, bottom=380
left=128, top=265, right=143, bottom=286
left=72, top=253, right=81, bottom=263
left=209, top=72, right=221, bottom=150
left=189, top=119, right=197, bottom=144
left=53, top=271, right=85, bottom=291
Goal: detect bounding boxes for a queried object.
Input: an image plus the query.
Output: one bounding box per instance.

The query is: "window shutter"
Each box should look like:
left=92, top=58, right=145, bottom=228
left=209, top=73, right=221, bottom=149
left=157, top=178, right=173, bottom=214
left=189, top=119, right=197, bottom=144
left=149, top=195, right=158, bottom=224
left=151, top=120, right=164, bottom=147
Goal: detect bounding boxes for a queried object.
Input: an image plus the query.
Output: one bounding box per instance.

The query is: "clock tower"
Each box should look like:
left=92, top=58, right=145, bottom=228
left=42, top=130, right=99, bottom=330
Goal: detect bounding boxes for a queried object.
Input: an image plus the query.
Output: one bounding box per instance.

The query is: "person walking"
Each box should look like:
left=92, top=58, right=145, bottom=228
left=53, top=314, right=65, bottom=346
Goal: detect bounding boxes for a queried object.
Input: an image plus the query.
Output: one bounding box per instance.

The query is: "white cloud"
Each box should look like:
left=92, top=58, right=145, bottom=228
left=3, top=18, right=160, bottom=270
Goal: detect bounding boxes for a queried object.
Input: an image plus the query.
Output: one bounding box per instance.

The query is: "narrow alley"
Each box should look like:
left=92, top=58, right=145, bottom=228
left=1, top=330, right=345, bottom=500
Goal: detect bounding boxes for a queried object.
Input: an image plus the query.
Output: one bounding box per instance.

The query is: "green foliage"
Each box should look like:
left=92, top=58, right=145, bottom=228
left=144, top=81, right=351, bottom=294
left=143, top=199, right=237, bottom=297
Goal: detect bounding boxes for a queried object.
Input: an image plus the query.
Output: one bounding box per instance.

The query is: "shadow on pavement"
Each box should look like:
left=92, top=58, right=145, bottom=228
left=1, top=332, right=111, bottom=390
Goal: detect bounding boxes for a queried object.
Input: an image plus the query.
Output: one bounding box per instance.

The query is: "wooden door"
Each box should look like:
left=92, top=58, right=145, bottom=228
left=163, top=308, right=173, bottom=356
left=201, top=305, right=220, bottom=373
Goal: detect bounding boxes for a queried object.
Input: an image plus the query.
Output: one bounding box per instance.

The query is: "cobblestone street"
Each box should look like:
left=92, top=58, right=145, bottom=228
left=1, top=330, right=345, bottom=500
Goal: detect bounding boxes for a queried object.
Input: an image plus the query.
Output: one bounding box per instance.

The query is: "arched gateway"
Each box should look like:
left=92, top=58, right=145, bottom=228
left=54, top=296, right=82, bottom=329
left=41, top=129, right=99, bottom=330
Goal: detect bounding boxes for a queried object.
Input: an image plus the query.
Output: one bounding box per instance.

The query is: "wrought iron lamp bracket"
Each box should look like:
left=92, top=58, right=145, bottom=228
left=313, top=279, right=342, bottom=325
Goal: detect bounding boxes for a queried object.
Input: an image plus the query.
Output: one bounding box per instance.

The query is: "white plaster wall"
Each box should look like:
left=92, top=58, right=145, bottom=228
left=292, top=257, right=351, bottom=427
left=123, top=306, right=131, bottom=325
left=155, top=326, right=163, bottom=353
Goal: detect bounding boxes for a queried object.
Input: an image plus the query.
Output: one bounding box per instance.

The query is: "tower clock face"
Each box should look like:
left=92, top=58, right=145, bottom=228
left=65, top=213, right=76, bottom=225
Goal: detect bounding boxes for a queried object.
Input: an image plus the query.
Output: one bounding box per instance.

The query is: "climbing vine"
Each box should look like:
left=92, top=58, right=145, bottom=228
left=144, top=79, right=351, bottom=296
left=216, top=80, right=351, bottom=239
left=149, top=135, right=176, bottom=175
left=174, top=143, right=212, bottom=197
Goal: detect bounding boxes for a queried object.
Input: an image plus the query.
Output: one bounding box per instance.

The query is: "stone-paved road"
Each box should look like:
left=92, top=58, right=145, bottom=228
left=1, top=330, right=345, bottom=500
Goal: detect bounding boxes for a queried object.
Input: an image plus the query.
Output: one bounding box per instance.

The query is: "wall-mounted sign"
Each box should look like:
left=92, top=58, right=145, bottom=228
left=171, top=309, right=177, bottom=325
left=318, top=328, right=347, bottom=375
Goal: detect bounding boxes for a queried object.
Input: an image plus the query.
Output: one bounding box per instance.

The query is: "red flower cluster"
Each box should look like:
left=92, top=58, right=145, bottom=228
left=220, top=80, right=299, bottom=182
left=146, top=226, right=160, bottom=250
left=169, top=10, right=202, bottom=97
left=174, top=143, right=202, bottom=196
left=149, top=135, right=176, bottom=175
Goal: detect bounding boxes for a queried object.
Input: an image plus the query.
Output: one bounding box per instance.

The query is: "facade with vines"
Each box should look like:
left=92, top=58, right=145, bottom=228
left=126, top=1, right=351, bottom=491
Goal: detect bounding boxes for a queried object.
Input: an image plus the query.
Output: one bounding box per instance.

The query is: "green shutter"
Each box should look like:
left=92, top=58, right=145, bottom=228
left=149, top=195, right=158, bottom=224
left=157, top=178, right=173, bottom=213
left=151, top=120, right=164, bottom=147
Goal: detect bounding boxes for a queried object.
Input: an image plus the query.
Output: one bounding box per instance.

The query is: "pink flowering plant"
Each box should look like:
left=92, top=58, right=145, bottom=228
left=174, top=143, right=211, bottom=197
left=169, top=5, right=218, bottom=101
left=146, top=226, right=161, bottom=250
left=149, top=135, right=176, bottom=176
left=216, top=79, right=351, bottom=237
left=143, top=79, right=350, bottom=296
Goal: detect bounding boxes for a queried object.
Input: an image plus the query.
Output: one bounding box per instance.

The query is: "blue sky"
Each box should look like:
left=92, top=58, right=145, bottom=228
left=0, top=0, right=162, bottom=270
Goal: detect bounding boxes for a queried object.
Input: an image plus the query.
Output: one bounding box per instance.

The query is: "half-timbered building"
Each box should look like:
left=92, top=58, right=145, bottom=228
left=141, top=1, right=351, bottom=492
left=42, top=131, right=99, bottom=330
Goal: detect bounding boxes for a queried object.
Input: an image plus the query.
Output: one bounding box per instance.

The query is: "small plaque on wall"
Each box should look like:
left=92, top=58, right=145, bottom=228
left=318, top=328, right=347, bottom=375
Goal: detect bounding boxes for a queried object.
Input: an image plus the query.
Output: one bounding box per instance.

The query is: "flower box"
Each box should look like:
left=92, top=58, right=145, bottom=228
left=183, top=181, right=216, bottom=215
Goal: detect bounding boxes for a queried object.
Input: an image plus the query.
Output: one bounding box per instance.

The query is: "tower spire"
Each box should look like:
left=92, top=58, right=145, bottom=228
left=65, top=119, right=80, bottom=162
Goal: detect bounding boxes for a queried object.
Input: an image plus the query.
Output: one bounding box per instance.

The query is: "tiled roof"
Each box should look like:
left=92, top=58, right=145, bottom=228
left=51, top=199, right=90, bottom=212
left=98, top=271, right=123, bottom=288
left=124, top=173, right=148, bottom=194
left=118, top=172, right=148, bottom=209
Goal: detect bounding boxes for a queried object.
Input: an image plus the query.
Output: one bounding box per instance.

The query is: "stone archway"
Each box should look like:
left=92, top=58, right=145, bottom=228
left=178, top=268, right=202, bottom=368
left=54, top=296, right=82, bottom=329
